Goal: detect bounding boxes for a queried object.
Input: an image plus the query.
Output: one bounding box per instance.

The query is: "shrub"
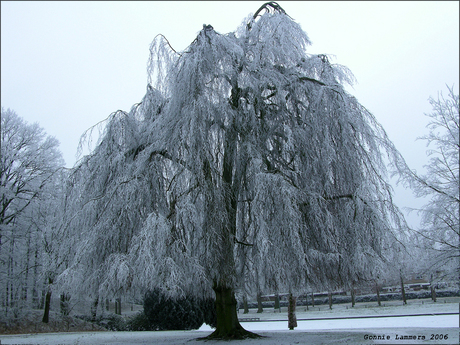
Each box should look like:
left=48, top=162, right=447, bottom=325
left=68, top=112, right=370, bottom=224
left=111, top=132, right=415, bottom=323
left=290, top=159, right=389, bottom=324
left=127, top=311, right=151, bottom=331
left=143, top=289, right=216, bottom=330
left=76, top=313, right=127, bottom=331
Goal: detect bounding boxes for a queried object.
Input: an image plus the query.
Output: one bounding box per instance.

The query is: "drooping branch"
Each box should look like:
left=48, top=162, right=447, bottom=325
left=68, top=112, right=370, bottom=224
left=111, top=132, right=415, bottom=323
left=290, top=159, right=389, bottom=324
left=253, top=2, right=287, bottom=20
left=247, top=2, right=291, bottom=31
left=298, top=76, right=326, bottom=86
left=234, top=237, right=254, bottom=247
left=323, top=193, right=354, bottom=201
left=151, top=34, right=181, bottom=56
left=148, top=149, right=188, bottom=169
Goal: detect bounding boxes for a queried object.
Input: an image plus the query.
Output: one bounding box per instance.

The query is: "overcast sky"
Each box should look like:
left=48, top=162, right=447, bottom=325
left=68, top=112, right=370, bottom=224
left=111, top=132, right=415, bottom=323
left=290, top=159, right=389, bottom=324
left=1, top=1, right=459, bottom=228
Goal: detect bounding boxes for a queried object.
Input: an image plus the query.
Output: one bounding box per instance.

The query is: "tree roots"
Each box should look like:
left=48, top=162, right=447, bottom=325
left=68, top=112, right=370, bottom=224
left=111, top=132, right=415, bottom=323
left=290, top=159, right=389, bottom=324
left=197, top=326, right=263, bottom=340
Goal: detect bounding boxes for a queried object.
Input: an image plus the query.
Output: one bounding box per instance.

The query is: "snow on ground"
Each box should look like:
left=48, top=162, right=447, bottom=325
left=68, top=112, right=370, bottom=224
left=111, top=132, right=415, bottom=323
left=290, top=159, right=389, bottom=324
left=202, top=314, right=459, bottom=332
left=1, top=324, right=458, bottom=345
left=239, top=296, right=460, bottom=320
left=1, top=297, right=458, bottom=345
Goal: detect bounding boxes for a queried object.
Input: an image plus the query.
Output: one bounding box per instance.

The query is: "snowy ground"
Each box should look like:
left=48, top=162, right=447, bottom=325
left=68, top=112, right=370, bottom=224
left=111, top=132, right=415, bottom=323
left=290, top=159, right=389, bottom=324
left=1, top=297, right=458, bottom=345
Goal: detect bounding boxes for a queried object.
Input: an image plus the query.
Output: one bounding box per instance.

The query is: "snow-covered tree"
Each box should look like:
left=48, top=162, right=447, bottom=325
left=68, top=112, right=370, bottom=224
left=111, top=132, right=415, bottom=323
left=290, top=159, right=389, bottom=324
left=56, top=106, right=159, bottom=316
left=39, top=167, right=74, bottom=323
left=0, top=108, right=64, bottom=318
left=396, top=85, right=459, bottom=284
left=60, top=2, right=407, bottom=338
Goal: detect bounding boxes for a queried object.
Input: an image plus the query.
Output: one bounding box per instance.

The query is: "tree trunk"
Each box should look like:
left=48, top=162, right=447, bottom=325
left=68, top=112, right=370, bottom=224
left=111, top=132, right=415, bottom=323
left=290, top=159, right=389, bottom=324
left=400, top=273, right=407, bottom=305
left=311, top=292, right=315, bottom=307
left=91, top=296, right=99, bottom=321
left=257, top=292, right=263, bottom=313
left=60, top=293, right=70, bottom=316
left=42, top=277, right=53, bottom=323
left=431, top=286, right=437, bottom=302
left=32, top=247, right=40, bottom=308
left=328, top=291, right=333, bottom=310
left=40, top=289, right=46, bottom=309
left=32, top=287, right=39, bottom=309
left=274, top=293, right=280, bottom=312
left=201, top=120, right=258, bottom=340
left=115, top=297, right=121, bottom=315
left=243, top=295, right=249, bottom=314
left=376, top=283, right=381, bottom=306
left=351, top=286, right=355, bottom=308
left=42, top=290, right=51, bottom=323
left=287, top=293, right=297, bottom=330
left=23, top=233, right=31, bottom=304
left=430, top=275, right=437, bottom=302
left=203, top=284, right=260, bottom=340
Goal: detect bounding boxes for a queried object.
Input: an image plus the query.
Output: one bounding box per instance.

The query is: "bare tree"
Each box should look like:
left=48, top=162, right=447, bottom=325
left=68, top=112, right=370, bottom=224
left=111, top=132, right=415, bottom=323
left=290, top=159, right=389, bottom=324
left=396, top=86, right=459, bottom=283
left=0, top=108, right=64, bottom=318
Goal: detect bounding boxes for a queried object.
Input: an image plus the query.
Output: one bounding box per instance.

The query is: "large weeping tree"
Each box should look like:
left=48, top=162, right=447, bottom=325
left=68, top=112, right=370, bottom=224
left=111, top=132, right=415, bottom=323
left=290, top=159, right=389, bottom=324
left=59, top=2, right=407, bottom=339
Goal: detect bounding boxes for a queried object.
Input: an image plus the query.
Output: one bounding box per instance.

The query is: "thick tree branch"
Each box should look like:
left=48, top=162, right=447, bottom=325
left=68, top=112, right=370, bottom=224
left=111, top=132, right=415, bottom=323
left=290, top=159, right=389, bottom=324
left=323, top=193, right=354, bottom=201
left=234, top=237, right=254, bottom=247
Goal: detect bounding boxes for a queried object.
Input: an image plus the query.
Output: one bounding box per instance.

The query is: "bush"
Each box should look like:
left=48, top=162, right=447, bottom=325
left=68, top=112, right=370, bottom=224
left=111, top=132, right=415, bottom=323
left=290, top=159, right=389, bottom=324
left=98, top=313, right=127, bottom=331
left=143, top=289, right=216, bottom=330
left=127, top=311, right=151, bottom=331
left=200, top=297, right=217, bottom=327
left=76, top=313, right=127, bottom=331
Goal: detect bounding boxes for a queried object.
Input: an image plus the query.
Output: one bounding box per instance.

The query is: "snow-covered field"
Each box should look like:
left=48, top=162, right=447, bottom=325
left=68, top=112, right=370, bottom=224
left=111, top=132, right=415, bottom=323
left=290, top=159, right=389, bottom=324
left=1, top=298, right=458, bottom=345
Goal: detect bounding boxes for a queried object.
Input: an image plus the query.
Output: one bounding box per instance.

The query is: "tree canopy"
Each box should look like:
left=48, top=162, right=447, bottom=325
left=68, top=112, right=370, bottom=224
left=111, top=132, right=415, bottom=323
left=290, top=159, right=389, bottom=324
left=395, top=85, right=459, bottom=282
left=1, top=108, right=64, bottom=317
left=58, top=2, right=407, bottom=338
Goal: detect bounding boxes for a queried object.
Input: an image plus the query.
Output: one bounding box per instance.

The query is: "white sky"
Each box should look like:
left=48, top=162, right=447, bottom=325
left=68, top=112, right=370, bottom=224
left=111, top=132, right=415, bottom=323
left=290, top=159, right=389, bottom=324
left=1, top=1, right=459, bottom=228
